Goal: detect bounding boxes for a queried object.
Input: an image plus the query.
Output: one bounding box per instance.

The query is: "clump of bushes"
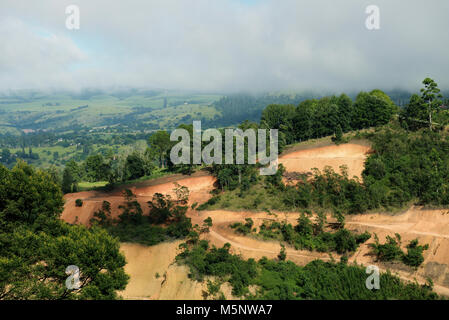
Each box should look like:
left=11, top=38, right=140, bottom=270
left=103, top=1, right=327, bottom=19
left=230, top=218, right=254, bottom=235
left=90, top=187, right=194, bottom=246
left=197, top=195, right=221, bottom=211
left=369, top=233, right=429, bottom=267
left=75, top=199, right=83, bottom=207
left=230, top=212, right=370, bottom=255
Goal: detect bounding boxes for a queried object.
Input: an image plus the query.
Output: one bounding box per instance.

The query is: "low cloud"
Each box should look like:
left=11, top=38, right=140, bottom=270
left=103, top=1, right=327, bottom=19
left=0, top=0, right=448, bottom=93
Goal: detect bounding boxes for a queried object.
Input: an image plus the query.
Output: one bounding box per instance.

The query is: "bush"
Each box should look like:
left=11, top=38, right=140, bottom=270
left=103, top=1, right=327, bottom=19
left=75, top=199, right=83, bottom=207
left=197, top=195, right=221, bottom=210
left=230, top=218, right=254, bottom=236
left=369, top=234, right=428, bottom=268
left=402, top=239, right=429, bottom=267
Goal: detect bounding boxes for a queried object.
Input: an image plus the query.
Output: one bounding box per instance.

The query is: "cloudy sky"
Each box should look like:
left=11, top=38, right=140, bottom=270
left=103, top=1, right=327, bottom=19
left=0, top=0, right=448, bottom=93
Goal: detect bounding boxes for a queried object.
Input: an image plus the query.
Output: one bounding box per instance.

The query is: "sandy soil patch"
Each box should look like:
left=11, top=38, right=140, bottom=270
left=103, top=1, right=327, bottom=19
left=119, top=242, right=207, bottom=300
left=279, top=143, right=371, bottom=178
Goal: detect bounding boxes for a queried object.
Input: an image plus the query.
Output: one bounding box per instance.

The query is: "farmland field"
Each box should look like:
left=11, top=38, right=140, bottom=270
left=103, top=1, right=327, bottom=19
left=0, top=90, right=223, bottom=134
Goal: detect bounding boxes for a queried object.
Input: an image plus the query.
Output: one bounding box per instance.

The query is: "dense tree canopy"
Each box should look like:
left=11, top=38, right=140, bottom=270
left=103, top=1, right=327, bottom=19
left=0, top=160, right=64, bottom=226
left=0, top=161, right=129, bottom=300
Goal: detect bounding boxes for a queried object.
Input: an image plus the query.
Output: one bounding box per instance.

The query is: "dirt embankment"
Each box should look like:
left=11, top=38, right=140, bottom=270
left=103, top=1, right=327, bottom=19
left=279, top=143, right=371, bottom=179
left=346, top=207, right=449, bottom=295
left=119, top=242, right=204, bottom=300
left=61, top=173, right=216, bottom=225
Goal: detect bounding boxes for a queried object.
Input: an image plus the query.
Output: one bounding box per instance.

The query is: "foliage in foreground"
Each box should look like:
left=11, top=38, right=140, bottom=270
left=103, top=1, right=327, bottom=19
left=0, top=161, right=128, bottom=300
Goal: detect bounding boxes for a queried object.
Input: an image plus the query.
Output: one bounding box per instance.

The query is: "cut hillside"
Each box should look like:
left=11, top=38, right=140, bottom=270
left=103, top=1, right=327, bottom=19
left=279, top=142, right=371, bottom=179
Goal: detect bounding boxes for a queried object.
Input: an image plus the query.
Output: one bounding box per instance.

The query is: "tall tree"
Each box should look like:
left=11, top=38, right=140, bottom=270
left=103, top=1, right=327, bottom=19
left=337, top=93, right=353, bottom=132
left=124, top=152, right=147, bottom=180
left=62, top=167, right=74, bottom=194
left=84, top=154, right=110, bottom=182
left=400, top=94, right=427, bottom=131
left=420, top=78, right=443, bottom=130
left=148, top=130, right=171, bottom=168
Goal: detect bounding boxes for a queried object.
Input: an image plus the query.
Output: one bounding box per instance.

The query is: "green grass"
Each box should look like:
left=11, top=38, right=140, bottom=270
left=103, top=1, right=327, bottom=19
left=76, top=168, right=174, bottom=192
left=205, top=183, right=287, bottom=212
left=78, top=181, right=109, bottom=191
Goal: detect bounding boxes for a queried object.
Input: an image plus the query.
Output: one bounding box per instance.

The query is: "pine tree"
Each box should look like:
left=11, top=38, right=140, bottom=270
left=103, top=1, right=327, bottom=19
left=62, top=167, right=74, bottom=194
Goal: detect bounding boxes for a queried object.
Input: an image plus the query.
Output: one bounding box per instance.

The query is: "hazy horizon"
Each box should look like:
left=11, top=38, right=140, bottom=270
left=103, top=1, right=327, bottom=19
left=1, top=0, right=448, bottom=93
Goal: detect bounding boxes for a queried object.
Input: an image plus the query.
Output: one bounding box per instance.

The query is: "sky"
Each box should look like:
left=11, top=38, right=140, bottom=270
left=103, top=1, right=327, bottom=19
left=0, top=0, right=448, bottom=94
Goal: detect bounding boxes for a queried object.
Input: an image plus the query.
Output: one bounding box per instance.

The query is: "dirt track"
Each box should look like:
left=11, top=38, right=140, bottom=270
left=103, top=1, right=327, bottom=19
left=197, top=207, right=449, bottom=296
left=60, top=142, right=449, bottom=299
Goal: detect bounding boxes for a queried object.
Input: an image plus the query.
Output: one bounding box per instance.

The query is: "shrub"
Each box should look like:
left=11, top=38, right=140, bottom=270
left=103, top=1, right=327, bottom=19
left=75, top=199, right=83, bottom=207
left=369, top=234, right=428, bottom=268
left=230, top=218, right=254, bottom=236
left=402, top=239, right=429, bottom=267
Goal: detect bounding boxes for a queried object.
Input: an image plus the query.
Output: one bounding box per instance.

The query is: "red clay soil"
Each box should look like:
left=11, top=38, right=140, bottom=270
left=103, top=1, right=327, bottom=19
left=62, top=173, right=216, bottom=225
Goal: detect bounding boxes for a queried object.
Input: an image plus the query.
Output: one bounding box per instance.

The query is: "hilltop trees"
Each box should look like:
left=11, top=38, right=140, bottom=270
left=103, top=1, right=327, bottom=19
left=421, top=78, right=443, bottom=130
left=351, top=90, right=396, bottom=129
left=400, top=94, right=428, bottom=131
left=400, top=78, right=445, bottom=131
left=337, top=93, right=353, bottom=132
left=264, top=90, right=396, bottom=146
left=261, top=104, right=296, bottom=144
